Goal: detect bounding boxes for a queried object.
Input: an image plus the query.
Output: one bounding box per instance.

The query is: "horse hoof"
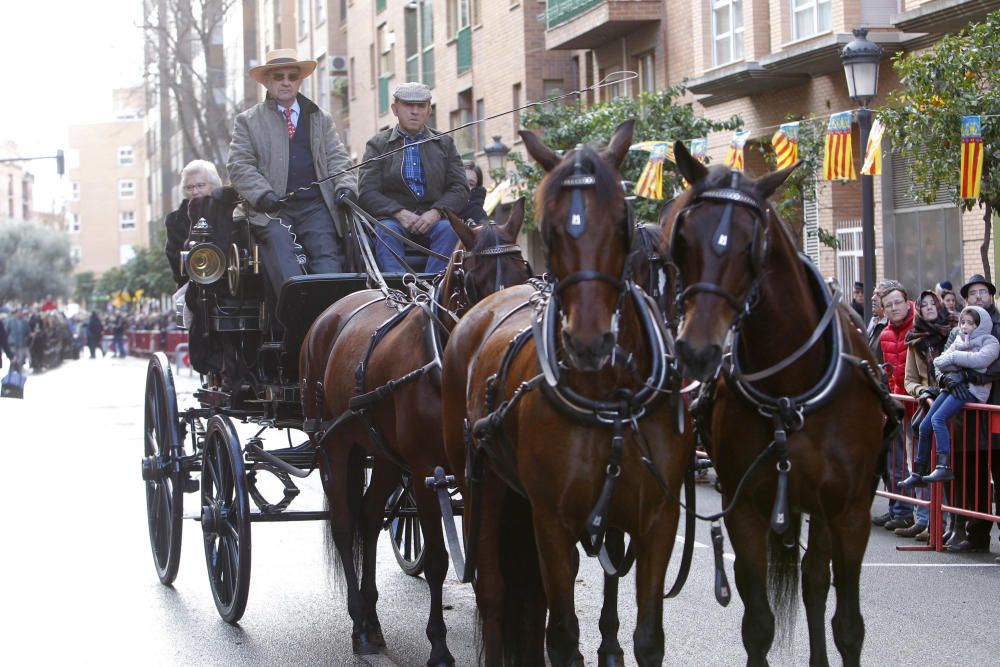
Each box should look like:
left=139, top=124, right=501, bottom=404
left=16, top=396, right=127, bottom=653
left=598, top=652, right=626, bottom=667
left=351, top=632, right=382, bottom=655
left=367, top=627, right=386, bottom=649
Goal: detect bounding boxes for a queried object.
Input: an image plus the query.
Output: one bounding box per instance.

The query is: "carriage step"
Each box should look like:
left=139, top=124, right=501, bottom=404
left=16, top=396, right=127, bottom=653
left=249, top=510, right=329, bottom=522
left=183, top=478, right=200, bottom=493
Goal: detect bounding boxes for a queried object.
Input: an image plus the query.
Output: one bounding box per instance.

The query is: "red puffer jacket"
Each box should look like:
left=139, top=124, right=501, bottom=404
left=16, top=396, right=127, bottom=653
left=879, top=304, right=915, bottom=394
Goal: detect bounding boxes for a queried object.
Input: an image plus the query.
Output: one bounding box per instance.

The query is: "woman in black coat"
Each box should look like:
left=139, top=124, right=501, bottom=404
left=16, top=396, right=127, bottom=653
left=87, top=311, right=104, bottom=359
left=457, top=162, right=488, bottom=225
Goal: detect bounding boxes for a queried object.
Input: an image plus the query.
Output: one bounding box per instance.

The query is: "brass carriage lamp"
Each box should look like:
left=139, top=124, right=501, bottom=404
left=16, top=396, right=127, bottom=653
left=840, top=27, right=882, bottom=323
left=182, top=217, right=226, bottom=284
left=484, top=135, right=510, bottom=185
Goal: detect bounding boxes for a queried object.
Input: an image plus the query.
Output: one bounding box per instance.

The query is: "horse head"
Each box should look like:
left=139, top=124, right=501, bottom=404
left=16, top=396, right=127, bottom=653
left=667, top=140, right=796, bottom=381
left=442, top=197, right=530, bottom=311
left=521, top=119, right=634, bottom=371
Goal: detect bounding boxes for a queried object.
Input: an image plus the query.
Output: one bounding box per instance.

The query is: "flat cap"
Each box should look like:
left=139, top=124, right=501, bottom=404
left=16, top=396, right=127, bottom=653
left=393, top=81, right=432, bottom=102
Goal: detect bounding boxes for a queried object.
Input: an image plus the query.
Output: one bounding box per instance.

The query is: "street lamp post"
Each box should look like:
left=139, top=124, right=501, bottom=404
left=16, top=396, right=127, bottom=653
left=483, top=135, right=510, bottom=185
left=841, top=27, right=882, bottom=324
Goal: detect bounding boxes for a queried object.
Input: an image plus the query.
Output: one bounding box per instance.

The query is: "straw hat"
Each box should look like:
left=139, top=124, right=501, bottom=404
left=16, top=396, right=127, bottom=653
left=249, top=49, right=317, bottom=85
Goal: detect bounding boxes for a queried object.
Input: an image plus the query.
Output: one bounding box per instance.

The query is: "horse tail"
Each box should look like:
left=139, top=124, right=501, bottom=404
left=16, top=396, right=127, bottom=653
left=322, top=443, right=366, bottom=594
left=495, top=491, right=546, bottom=665
left=767, top=513, right=801, bottom=646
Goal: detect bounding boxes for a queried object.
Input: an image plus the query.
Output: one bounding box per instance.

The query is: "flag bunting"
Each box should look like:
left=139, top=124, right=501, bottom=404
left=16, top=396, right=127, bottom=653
left=772, top=122, right=799, bottom=170
left=960, top=115, right=984, bottom=200
left=861, top=118, right=885, bottom=176
left=633, top=143, right=671, bottom=199
left=724, top=130, right=750, bottom=171
left=823, top=111, right=856, bottom=181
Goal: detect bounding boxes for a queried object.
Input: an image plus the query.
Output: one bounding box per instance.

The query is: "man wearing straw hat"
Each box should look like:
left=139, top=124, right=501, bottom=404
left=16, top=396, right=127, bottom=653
left=228, top=49, right=357, bottom=298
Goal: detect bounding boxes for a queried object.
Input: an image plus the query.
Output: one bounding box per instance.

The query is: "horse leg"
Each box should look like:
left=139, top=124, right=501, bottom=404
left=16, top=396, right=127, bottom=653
left=411, top=475, right=456, bottom=666
left=727, top=506, right=775, bottom=667
left=632, top=511, right=677, bottom=667
left=320, top=442, right=371, bottom=654
left=828, top=510, right=870, bottom=667
left=357, top=455, right=401, bottom=651
left=533, top=512, right=584, bottom=667
left=597, top=529, right=625, bottom=666
left=801, top=514, right=832, bottom=667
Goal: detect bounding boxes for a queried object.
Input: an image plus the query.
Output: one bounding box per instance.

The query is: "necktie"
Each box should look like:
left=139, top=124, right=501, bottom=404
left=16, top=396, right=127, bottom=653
left=284, top=107, right=295, bottom=139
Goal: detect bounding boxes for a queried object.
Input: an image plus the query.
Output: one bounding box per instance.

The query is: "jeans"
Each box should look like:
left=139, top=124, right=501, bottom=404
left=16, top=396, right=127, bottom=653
left=915, top=392, right=965, bottom=468
left=886, top=432, right=911, bottom=519
left=374, top=217, right=457, bottom=275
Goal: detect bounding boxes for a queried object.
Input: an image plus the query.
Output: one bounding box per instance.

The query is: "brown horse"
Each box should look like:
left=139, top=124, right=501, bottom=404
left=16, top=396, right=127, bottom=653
left=666, top=141, right=899, bottom=667
left=440, top=120, right=692, bottom=666
left=299, top=203, right=530, bottom=666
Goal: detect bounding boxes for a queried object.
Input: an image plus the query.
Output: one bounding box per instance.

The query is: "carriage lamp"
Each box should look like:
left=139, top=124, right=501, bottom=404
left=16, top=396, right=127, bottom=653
left=182, top=217, right=227, bottom=284
left=840, top=27, right=882, bottom=323
left=484, top=135, right=510, bottom=184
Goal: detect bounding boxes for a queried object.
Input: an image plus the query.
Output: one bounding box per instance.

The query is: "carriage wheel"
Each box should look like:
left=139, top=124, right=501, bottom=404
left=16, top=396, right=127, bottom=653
left=387, top=477, right=426, bottom=576
left=200, top=415, right=252, bottom=624
left=142, top=352, right=184, bottom=585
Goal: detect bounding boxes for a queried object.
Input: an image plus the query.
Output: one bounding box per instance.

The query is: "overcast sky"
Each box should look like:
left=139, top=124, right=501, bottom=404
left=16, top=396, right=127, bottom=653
left=0, top=0, right=145, bottom=212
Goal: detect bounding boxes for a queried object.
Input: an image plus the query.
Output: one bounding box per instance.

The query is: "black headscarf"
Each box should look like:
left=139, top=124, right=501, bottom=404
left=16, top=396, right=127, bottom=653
left=904, top=290, right=953, bottom=361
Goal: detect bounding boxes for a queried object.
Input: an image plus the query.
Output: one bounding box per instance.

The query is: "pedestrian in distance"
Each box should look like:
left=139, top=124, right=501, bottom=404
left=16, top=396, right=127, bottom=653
left=358, top=81, right=469, bottom=274
left=228, top=48, right=358, bottom=300
left=901, top=305, right=1000, bottom=488
left=87, top=311, right=104, bottom=359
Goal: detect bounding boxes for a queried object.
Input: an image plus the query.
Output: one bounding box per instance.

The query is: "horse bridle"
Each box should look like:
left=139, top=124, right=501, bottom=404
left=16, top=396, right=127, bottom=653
left=670, top=172, right=769, bottom=331
left=448, top=221, right=527, bottom=308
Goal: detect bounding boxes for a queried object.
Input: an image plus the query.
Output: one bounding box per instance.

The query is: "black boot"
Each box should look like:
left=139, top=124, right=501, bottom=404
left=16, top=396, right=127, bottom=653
left=923, top=465, right=955, bottom=483
left=899, top=462, right=929, bottom=489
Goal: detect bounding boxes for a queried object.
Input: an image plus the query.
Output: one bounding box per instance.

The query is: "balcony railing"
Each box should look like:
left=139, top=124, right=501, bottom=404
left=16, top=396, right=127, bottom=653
left=547, top=0, right=603, bottom=29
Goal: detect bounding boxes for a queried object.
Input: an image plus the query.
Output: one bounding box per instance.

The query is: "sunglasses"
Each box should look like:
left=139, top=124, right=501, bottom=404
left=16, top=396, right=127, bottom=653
left=270, top=72, right=300, bottom=82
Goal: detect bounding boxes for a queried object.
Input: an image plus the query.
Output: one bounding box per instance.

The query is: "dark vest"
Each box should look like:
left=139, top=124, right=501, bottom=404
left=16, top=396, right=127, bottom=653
left=286, top=109, right=319, bottom=200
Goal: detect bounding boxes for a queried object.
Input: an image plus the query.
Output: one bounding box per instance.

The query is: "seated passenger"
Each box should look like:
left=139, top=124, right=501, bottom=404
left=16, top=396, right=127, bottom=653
left=164, top=159, right=223, bottom=287
left=358, top=82, right=469, bottom=274
left=227, top=49, right=358, bottom=300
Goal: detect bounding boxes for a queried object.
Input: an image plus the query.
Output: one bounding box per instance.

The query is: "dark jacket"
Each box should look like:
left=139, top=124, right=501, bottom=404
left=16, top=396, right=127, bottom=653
left=458, top=185, right=488, bottom=224
left=164, top=199, right=191, bottom=286
left=0, top=319, right=12, bottom=368
left=358, top=125, right=469, bottom=219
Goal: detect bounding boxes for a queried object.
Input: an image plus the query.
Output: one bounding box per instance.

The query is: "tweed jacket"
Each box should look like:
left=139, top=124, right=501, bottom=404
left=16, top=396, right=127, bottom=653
left=358, top=125, right=469, bottom=219
left=227, top=94, right=356, bottom=234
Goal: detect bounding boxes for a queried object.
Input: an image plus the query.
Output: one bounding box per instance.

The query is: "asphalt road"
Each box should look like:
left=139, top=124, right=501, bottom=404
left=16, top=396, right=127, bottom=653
left=0, top=355, right=996, bottom=666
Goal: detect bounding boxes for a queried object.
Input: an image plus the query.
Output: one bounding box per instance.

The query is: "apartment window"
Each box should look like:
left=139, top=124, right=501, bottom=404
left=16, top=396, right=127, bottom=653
left=512, top=82, right=522, bottom=132
left=316, top=56, right=328, bottom=102
left=792, top=0, right=831, bottom=40
left=118, top=179, right=136, bottom=198
left=118, top=145, right=135, bottom=165
left=340, top=0, right=347, bottom=22
left=70, top=246, right=82, bottom=265
left=298, top=0, right=308, bottom=34
left=455, top=89, right=474, bottom=157
left=543, top=79, right=564, bottom=111
left=70, top=213, right=81, bottom=233
left=315, top=0, right=325, bottom=25
left=449, top=0, right=472, bottom=34
left=712, top=0, right=744, bottom=66
left=636, top=52, right=655, bottom=94
left=71, top=181, right=80, bottom=200
left=350, top=56, right=356, bottom=98
left=378, top=24, right=395, bottom=77
left=119, top=210, right=137, bottom=230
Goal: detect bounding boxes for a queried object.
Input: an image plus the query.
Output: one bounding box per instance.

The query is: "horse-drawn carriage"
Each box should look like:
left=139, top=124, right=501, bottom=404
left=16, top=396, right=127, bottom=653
left=141, top=120, right=899, bottom=666
left=140, top=191, right=444, bottom=623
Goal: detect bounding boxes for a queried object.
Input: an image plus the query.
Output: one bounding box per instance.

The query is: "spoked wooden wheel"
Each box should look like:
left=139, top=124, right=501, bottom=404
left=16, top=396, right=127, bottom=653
left=387, top=476, right=425, bottom=576
left=142, top=352, right=184, bottom=585
left=200, top=415, right=251, bottom=624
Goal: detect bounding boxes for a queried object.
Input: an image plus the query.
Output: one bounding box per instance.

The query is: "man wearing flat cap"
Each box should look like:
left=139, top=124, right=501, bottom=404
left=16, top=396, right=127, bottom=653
left=359, top=82, right=468, bottom=273
left=228, top=48, right=357, bottom=299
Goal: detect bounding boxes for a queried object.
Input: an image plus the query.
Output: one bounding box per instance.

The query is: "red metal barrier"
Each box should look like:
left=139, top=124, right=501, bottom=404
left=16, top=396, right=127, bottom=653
left=126, top=330, right=189, bottom=358
left=883, top=394, right=999, bottom=553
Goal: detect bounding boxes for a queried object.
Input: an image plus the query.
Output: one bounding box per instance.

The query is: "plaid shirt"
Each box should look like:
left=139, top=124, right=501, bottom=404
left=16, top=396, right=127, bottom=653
left=402, top=130, right=427, bottom=198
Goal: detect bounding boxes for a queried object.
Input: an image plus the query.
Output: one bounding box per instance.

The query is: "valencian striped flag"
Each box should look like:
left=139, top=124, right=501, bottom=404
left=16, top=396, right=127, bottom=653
left=725, top=130, right=750, bottom=171
left=960, top=115, right=984, bottom=200
left=632, top=142, right=672, bottom=200
left=690, top=137, right=708, bottom=162
left=772, top=122, right=799, bottom=170
left=823, top=111, right=856, bottom=181
left=861, top=118, right=885, bottom=176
